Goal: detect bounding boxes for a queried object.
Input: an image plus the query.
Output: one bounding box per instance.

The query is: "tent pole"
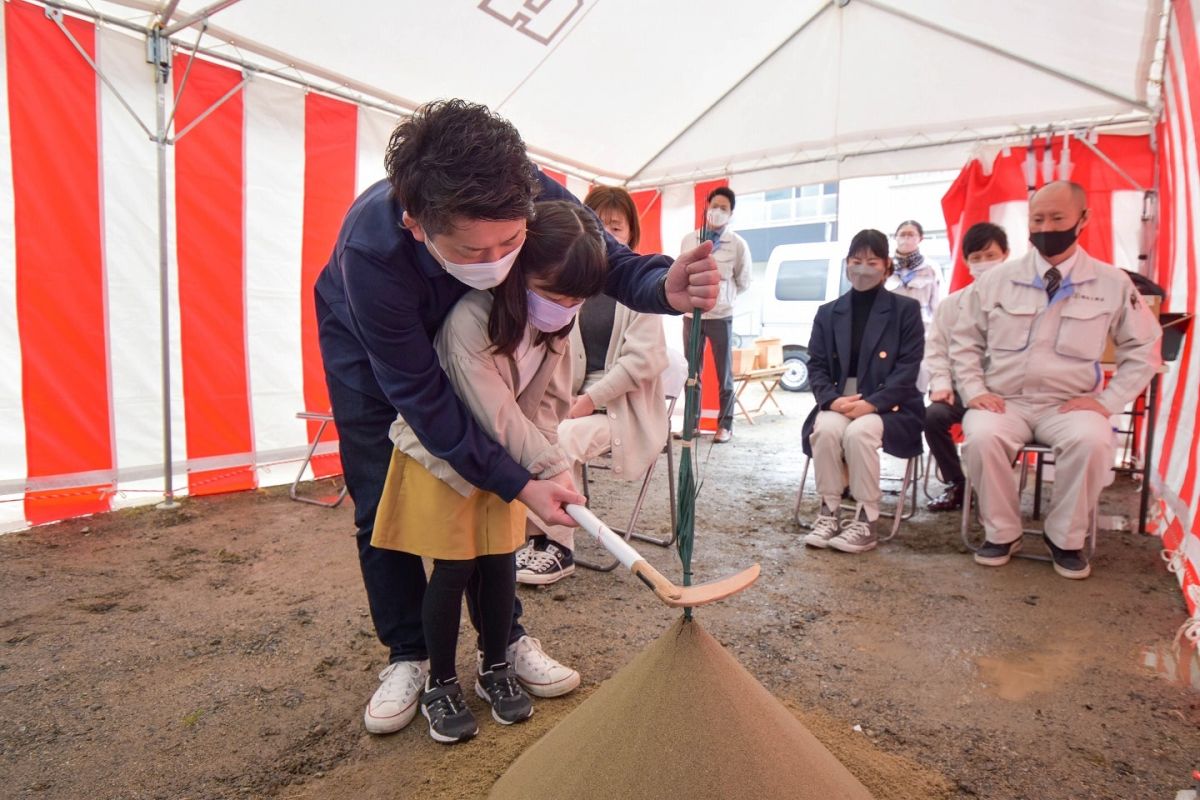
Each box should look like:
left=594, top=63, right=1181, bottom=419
left=152, top=27, right=179, bottom=510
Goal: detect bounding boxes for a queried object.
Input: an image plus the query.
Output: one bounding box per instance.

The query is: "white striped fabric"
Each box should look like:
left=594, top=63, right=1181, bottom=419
left=355, top=106, right=395, bottom=194
left=0, top=6, right=25, bottom=532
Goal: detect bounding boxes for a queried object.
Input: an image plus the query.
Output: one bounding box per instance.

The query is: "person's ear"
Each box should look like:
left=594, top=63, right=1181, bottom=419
left=1077, top=208, right=1090, bottom=232
left=402, top=211, right=427, bottom=243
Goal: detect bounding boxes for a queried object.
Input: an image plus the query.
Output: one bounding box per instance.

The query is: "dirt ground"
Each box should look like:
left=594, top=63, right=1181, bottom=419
left=2, top=387, right=1198, bottom=800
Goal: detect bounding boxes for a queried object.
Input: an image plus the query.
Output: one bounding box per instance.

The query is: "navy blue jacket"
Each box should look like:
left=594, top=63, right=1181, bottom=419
left=315, top=172, right=674, bottom=502
left=801, top=289, right=925, bottom=459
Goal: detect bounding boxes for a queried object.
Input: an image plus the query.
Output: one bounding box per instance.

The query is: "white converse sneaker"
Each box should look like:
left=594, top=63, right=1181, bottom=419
left=803, top=503, right=840, bottom=548
left=828, top=508, right=878, bottom=554
left=515, top=539, right=537, bottom=569
left=516, top=542, right=575, bottom=585
left=479, top=636, right=580, bottom=698
left=363, top=659, right=429, bottom=734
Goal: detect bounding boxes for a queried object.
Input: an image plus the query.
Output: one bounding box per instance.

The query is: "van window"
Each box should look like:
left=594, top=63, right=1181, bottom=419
left=775, top=259, right=829, bottom=301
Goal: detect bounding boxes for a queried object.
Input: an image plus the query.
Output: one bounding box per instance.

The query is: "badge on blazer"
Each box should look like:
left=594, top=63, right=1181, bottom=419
left=879, top=351, right=887, bottom=358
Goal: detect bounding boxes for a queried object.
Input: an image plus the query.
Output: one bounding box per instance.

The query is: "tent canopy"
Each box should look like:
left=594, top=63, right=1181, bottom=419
left=85, top=0, right=1164, bottom=189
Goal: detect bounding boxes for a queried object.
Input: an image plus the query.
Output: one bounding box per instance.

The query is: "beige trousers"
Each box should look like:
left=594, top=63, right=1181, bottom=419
left=962, top=397, right=1112, bottom=550
left=526, top=414, right=611, bottom=551
left=810, top=411, right=884, bottom=521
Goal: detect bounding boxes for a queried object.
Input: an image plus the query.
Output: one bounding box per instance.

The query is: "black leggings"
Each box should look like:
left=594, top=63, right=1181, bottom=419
left=423, top=553, right=516, bottom=685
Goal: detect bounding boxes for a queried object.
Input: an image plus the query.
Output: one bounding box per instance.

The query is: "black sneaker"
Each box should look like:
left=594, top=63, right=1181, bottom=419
left=475, top=662, right=534, bottom=725
left=1045, top=538, right=1091, bottom=580
left=928, top=482, right=965, bottom=512
left=516, top=541, right=575, bottom=586
left=419, top=678, right=478, bottom=744
left=974, top=538, right=1022, bottom=567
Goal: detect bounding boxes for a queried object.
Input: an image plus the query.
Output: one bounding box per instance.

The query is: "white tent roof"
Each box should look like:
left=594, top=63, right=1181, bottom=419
left=89, top=0, right=1164, bottom=189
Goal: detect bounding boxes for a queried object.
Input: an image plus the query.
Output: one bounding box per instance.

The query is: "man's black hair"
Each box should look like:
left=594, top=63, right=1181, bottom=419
left=385, top=99, right=539, bottom=235
left=707, top=186, right=736, bottom=211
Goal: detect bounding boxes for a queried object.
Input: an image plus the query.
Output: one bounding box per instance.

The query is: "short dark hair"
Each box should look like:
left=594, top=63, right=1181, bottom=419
left=847, top=229, right=890, bottom=264
left=707, top=186, right=736, bottom=211
left=895, top=219, right=924, bottom=237
left=384, top=99, right=539, bottom=236
left=962, top=222, right=1009, bottom=259
left=583, top=186, right=640, bottom=250
left=489, top=201, right=608, bottom=357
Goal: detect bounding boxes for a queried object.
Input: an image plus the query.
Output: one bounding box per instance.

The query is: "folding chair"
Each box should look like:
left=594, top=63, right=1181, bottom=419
left=290, top=411, right=348, bottom=508
left=792, top=451, right=921, bottom=542
left=576, top=350, right=688, bottom=572
left=960, top=442, right=1098, bottom=561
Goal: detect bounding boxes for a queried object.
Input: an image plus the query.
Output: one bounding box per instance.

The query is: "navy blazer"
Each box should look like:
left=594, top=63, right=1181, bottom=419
left=314, top=172, right=675, bottom=502
left=801, top=289, right=925, bottom=459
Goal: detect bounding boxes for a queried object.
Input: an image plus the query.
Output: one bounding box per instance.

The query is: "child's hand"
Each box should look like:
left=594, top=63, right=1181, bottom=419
left=518, top=474, right=584, bottom=528
left=569, top=394, right=596, bottom=419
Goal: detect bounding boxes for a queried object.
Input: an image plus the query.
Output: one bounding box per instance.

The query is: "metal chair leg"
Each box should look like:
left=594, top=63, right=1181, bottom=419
left=794, top=455, right=812, bottom=527
left=290, top=419, right=348, bottom=508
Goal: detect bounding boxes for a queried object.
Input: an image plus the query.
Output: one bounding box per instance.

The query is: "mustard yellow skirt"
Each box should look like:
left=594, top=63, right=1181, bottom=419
left=371, top=450, right=527, bottom=560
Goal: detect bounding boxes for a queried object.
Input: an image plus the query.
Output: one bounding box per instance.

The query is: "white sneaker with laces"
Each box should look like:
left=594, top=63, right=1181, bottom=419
left=479, top=636, right=580, bottom=698
left=363, top=659, right=429, bottom=734
left=803, top=504, right=840, bottom=548
left=515, top=539, right=536, bottom=569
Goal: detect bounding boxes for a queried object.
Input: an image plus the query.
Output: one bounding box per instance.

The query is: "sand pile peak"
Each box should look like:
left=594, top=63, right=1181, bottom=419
left=490, top=617, right=874, bottom=799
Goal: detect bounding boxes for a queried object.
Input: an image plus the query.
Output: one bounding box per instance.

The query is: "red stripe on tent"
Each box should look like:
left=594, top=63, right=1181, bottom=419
left=6, top=1, right=113, bottom=524
left=299, top=94, right=356, bottom=478
left=173, top=56, right=254, bottom=496
left=540, top=166, right=567, bottom=187
left=693, top=179, right=728, bottom=230
left=941, top=152, right=1028, bottom=291
left=1157, top=57, right=1198, bottom=499
left=631, top=189, right=662, bottom=256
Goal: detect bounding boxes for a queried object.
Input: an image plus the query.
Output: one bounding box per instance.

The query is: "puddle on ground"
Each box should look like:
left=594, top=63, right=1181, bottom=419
left=1140, top=641, right=1200, bottom=692
left=975, top=648, right=1082, bottom=701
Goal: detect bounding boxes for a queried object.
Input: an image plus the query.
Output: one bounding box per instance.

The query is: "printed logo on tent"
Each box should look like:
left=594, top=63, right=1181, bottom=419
left=478, top=0, right=584, bottom=45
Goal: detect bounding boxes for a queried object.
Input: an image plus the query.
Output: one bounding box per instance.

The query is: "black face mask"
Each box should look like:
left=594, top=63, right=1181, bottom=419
left=1029, top=217, right=1083, bottom=258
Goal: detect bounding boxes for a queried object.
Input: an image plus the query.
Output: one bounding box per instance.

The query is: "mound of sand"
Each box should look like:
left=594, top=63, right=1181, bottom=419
left=490, top=617, right=874, bottom=800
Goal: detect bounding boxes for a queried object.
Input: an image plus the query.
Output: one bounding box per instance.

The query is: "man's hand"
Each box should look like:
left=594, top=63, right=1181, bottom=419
left=516, top=473, right=585, bottom=528
left=829, top=394, right=862, bottom=415
left=967, top=393, right=1006, bottom=413
left=1059, top=396, right=1110, bottom=416
left=929, top=389, right=954, bottom=404
left=843, top=399, right=877, bottom=419
left=568, top=393, right=595, bottom=419
left=664, top=241, right=720, bottom=313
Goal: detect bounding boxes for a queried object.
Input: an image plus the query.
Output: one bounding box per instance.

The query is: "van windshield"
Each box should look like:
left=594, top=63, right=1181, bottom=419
left=775, top=259, right=828, bottom=301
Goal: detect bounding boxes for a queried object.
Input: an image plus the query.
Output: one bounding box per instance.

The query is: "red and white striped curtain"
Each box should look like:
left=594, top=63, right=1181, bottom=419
left=1154, top=0, right=1200, bottom=626
left=0, top=1, right=398, bottom=530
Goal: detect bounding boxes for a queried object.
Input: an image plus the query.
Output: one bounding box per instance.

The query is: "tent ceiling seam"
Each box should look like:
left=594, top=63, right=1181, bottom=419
left=625, top=0, right=836, bottom=184
left=495, top=0, right=601, bottom=113
left=857, top=0, right=1152, bottom=114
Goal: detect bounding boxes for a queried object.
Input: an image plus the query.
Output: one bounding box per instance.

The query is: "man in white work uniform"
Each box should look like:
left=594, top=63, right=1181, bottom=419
left=680, top=187, right=752, bottom=443
left=950, top=181, right=1161, bottom=579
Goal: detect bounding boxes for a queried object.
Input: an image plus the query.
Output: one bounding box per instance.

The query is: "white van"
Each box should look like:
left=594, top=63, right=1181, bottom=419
left=758, top=242, right=850, bottom=393
left=760, top=239, right=950, bottom=392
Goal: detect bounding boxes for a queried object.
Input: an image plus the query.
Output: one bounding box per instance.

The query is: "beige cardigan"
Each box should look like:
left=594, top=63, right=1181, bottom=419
left=570, top=302, right=668, bottom=480
left=388, top=290, right=573, bottom=497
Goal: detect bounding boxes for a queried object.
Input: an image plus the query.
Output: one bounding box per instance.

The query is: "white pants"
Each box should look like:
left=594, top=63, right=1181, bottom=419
left=810, top=411, right=884, bottom=521
left=526, top=414, right=611, bottom=551
left=963, top=397, right=1113, bottom=550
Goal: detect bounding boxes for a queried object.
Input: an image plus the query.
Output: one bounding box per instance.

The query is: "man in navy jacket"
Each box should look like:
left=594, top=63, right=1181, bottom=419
left=316, top=100, right=718, bottom=734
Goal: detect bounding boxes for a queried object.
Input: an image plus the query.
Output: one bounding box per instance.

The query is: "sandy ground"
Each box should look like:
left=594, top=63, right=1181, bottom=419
left=2, top=387, right=1198, bottom=800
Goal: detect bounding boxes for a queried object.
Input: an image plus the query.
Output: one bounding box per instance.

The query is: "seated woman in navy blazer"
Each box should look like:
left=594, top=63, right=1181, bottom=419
left=801, top=229, right=925, bottom=553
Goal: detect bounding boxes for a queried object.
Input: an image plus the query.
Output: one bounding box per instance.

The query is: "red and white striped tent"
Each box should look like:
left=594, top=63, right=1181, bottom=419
left=0, top=0, right=1195, bottom=629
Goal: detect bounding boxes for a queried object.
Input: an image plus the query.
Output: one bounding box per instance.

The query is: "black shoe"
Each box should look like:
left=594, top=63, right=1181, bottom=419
left=928, top=482, right=965, bottom=512
left=973, top=538, right=1022, bottom=566
left=420, top=678, right=478, bottom=744
left=475, top=662, right=534, bottom=725
left=516, top=541, right=575, bottom=586
left=1045, top=538, right=1091, bottom=580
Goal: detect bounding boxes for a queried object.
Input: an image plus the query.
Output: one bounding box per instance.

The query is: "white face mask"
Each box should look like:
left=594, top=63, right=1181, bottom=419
left=706, top=207, right=731, bottom=228
left=846, top=263, right=885, bottom=292
left=426, top=238, right=521, bottom=290
left=967, top=259, right=1003, bottom=279
left=527, top=289, right=581, bottom=333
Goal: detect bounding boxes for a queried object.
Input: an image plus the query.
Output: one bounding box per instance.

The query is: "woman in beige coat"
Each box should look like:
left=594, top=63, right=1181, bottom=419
left=371, top=201, right=607, bottom=743
left=518, top=187, right=668, bottom=585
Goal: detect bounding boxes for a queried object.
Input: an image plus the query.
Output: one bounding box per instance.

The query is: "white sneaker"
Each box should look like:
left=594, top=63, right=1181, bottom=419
left=515, top=539, right=536, bottom=569
left=479, top=636, right=580, bottom=698
left=363, top=659, right=429, bottom=734
left=803, top=503, right=840, bottom=548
